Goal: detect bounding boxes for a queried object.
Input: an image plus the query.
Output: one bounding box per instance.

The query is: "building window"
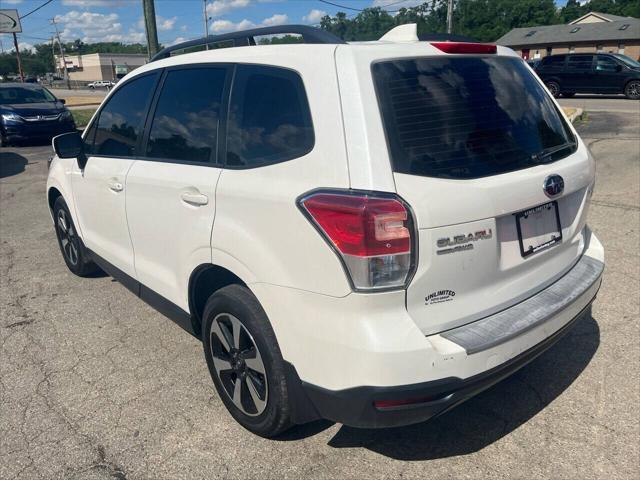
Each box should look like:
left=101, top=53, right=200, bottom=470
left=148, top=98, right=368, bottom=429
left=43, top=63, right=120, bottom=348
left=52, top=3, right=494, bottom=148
left=569, top=46, right=575, bottom=53
left=534, top=50, right=541, bottom=59
left=618, top=44, right=625, bottom=54
left=570, top=27, right=580, bottom=33
left=596, top=45, right=604, bottom=53
left=525, top=30, right=536, bottom=37
left=619, top=24, right=629, bottom=31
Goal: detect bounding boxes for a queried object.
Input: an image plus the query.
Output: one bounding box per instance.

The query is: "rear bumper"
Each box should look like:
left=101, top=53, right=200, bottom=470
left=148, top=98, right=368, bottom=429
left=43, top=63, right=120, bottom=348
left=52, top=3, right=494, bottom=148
left=290, top=232, right=604, bottom=428
left=298, top=303, right=594, bottom=428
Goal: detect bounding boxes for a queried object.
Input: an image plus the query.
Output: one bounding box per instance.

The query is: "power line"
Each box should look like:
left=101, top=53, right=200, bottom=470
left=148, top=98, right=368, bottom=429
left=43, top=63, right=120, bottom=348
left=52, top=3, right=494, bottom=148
left=20, top=0, right=56, bottom=20
left=318, top=1, right=362, bottom=13
left=377, top=0, right=415, bottom=8
left=318, top=0, right=412, bottom=13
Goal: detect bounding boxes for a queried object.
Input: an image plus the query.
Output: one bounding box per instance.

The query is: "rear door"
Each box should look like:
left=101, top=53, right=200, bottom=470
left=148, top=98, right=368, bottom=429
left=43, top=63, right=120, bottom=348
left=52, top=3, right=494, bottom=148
left=125, top=66, right=228, bottom=311
left=564, top=54, right=595, bottom=92
left=71, top=72, right=159, bottom=278
left=371, top=54, right=593, bottom=334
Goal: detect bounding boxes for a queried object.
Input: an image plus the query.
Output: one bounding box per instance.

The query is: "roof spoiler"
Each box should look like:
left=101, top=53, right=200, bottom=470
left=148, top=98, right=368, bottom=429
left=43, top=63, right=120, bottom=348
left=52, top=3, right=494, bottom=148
left=150, top=24, right=346, bottom=62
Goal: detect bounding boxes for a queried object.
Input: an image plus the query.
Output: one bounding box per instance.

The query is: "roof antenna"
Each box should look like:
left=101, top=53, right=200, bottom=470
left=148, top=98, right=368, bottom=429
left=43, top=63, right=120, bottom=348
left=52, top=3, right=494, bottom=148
left=379, top=23, right=419, bottom=42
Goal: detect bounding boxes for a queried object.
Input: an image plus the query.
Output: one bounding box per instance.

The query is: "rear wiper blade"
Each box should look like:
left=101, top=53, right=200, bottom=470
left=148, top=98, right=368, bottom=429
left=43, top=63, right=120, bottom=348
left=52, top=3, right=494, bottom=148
left=531, top=142, right=576, bottom=163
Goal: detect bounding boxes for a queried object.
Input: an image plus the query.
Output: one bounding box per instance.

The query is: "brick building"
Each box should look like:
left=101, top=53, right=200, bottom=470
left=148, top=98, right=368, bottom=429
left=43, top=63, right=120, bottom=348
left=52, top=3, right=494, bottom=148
left=496, top=11, right=640, bottom=61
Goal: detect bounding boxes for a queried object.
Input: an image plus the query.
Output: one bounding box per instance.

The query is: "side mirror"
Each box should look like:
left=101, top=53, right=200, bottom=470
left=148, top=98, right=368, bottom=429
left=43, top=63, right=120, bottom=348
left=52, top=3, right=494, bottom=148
left=52, top=132, right=87, bottom=169
left=59, top=98, right=66, bottom=104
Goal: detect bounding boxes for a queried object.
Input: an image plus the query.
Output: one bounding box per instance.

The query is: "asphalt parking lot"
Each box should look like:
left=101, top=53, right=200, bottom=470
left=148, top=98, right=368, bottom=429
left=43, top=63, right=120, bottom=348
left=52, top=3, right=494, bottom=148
left=1, top=100, right=638, bottom=479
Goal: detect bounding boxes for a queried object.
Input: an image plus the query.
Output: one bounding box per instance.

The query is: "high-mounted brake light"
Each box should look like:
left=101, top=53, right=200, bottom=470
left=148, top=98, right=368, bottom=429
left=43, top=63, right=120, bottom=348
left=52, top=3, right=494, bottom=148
left=299, top=191, right=415, bottom=291
left=431, top=42, right=497, bottom=54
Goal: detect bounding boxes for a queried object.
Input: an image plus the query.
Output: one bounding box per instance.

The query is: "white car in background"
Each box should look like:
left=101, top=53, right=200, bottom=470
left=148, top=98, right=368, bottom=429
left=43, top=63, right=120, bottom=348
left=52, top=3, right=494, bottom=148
left=87, top=80, right=115, bottom=90
left=46, top=24, right=604, bottom=437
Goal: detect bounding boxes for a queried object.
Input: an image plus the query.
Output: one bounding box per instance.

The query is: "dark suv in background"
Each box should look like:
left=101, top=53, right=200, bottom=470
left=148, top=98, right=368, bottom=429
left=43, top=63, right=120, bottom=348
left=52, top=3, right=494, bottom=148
left=535, top=53, right=640, bottom=99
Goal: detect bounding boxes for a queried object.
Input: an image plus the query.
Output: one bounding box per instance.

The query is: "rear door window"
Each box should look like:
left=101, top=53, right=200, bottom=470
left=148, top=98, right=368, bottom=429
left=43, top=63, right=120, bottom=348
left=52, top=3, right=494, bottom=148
left=226, top=65, right=314, bottom=168
left=567, top=55, right=594, bottom=71
left=90, top=73, right=159, bottom=157
left=145, top=67, right=227, bottom=163
left=372, top=56, right=575, bottom=179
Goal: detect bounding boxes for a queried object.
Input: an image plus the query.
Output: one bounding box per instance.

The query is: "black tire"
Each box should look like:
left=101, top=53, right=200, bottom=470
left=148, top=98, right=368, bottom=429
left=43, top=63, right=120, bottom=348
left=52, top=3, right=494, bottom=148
left=546, top=81, right=561, bottom=98
left=0, top=131, right=7, bottom=147
left=202, top=284, right=292, bottom=437
left=624, top=80, right=640, bottom=100
left=53, top=196, right=100, bottom=276
left=562, top=92, right=576, bottom=98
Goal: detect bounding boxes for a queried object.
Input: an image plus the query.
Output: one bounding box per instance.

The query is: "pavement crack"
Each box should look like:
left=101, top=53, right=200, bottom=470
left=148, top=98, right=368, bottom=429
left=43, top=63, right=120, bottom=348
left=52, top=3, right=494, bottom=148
left=4, top=319, right=35, bottom=329
left=590, top=200, right=640, bottom=211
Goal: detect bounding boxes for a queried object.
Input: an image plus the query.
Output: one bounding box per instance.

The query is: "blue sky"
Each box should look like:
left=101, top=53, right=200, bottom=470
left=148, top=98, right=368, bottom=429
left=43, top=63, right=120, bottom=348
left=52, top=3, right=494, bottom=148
left=2, top=0, right=573, bottom=52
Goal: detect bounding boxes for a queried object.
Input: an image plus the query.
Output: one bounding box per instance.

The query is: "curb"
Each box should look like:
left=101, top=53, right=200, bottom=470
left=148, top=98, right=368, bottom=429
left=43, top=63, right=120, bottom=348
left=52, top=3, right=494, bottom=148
left=67, top=103, right=102, bottom=108
left=567, top=107, right=584, bottom=123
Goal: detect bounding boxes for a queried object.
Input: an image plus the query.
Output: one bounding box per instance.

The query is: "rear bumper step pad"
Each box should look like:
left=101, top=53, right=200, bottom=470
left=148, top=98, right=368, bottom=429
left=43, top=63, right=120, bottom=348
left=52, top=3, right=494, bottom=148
left=441, top=255, right=604, bottom=354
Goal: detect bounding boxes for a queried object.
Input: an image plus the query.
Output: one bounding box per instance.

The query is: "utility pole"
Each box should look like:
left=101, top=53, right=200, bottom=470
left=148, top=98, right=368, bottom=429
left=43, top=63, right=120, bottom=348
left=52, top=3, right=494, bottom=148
left=142, top=0, right=160, bottom=59
left=51, top=37, right=56, bottom=76
left=12, top=33, right=24, bottom=82
left=203, top=0, right=209, bottom=49
left=446, top=0, right=454, bottom=34
left=50, top=18, right=71, bottom=89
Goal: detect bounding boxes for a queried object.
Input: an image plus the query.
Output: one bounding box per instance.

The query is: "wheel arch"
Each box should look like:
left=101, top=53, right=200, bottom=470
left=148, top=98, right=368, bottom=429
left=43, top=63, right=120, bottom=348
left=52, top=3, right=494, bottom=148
left=188, top=263, right=247, bottom=336
left=47, top=186, right=63, bottom=212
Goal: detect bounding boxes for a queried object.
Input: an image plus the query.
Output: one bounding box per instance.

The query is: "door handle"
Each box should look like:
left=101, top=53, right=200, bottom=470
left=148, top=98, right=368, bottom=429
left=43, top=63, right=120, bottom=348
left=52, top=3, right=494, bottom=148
left=108, top=179, right=123, bottom=192
left=181, top=191, right=209, bottom=206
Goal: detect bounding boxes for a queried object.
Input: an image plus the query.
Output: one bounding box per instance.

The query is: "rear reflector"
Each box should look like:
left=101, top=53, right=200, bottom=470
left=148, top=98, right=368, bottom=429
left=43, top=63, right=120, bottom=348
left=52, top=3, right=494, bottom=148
left=299, top=191, right=415, bottom=291
left=431, top=42, right=497, bottom=54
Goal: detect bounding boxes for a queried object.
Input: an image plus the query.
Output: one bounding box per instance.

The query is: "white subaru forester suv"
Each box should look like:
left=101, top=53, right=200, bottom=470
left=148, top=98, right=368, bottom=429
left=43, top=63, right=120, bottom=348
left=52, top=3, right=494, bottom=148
left=46, top=24, right=604, bottom=437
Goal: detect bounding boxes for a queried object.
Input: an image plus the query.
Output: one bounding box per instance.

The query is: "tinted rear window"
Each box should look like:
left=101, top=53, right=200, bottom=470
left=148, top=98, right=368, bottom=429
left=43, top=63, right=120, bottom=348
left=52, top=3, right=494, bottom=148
left=373, top=56, right=575, bottom=179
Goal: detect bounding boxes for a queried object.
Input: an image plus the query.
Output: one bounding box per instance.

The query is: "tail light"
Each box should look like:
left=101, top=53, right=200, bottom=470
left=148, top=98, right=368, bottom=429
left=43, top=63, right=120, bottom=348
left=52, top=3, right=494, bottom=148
left=298, top=191, right=416, bottom=291
left=431, top=42, right=497, bottom=54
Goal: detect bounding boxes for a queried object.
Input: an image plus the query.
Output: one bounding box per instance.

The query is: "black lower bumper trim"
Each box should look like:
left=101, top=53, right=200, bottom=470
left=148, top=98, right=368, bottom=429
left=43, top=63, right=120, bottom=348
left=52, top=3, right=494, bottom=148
left=295, top=302, right=595, bottom=429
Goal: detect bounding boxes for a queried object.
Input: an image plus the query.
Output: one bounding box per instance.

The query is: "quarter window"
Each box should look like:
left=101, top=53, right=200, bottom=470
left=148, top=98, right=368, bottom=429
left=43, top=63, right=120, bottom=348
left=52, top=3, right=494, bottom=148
left=146, top=67, right=227, bottom=163
left=90, top=73, right=158, bottom=157
left=226, top=65, right=314, bottom=168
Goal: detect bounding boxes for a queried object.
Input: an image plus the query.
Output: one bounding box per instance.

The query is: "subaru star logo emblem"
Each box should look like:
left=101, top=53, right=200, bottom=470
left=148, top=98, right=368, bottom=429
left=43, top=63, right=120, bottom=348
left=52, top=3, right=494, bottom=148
left=543, top=174, right=564, bottom=197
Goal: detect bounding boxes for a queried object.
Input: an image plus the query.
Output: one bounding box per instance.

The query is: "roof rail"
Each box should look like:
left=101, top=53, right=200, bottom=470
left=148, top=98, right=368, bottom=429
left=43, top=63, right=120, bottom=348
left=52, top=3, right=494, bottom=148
left=150, top=24, right=346, bottom=62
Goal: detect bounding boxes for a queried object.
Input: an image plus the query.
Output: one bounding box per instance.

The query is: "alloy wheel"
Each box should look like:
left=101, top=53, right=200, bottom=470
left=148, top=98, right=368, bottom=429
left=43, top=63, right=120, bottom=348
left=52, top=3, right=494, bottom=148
left=626, top=81, right=640, bottom=100
left=210, top=313, right=268, bottom=416
left=56, top=209, right=79, bottom=265
left=546, top=81, right=560, bottom=97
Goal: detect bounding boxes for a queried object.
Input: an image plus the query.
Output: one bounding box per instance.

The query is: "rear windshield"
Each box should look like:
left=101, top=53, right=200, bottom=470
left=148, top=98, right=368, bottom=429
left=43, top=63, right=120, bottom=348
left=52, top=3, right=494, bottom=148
left=372, top=56, right=575, bottom=179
